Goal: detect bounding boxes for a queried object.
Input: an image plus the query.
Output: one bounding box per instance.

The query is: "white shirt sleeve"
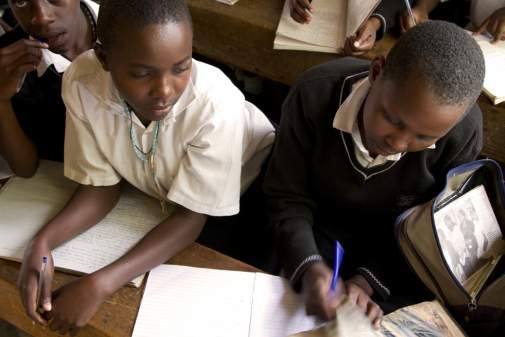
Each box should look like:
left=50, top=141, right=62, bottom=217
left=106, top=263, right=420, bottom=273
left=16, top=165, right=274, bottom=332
left=62, top=71, right=121, bottom=186
left=167, top=99, right=244, bottom=217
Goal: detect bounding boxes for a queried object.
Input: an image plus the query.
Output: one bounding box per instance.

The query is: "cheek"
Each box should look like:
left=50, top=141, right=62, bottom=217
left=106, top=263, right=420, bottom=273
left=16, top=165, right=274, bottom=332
left=173, top=74, right=191, bottom=98
left=113, top=76, right=149, bottom=106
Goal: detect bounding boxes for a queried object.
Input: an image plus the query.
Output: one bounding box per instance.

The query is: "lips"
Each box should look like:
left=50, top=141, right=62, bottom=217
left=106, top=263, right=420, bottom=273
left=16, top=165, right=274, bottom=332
left=43, top=32, right=66, bottom=48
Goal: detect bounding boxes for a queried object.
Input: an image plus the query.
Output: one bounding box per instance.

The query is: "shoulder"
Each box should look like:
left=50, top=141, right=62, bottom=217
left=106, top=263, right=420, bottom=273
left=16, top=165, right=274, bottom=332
left=284, top=57, right=370, bottom=122
left=191, top=59, right=244, bottom=104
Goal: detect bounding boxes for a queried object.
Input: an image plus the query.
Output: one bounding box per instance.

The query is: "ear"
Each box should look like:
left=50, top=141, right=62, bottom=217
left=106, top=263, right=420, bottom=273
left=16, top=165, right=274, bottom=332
left=368, top=55, right=386, bottom=84
left=94, top=42, right=110, bottom=72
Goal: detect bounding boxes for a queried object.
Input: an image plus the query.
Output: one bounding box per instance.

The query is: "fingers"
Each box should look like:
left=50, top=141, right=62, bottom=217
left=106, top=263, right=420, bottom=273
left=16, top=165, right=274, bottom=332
left=474, top=18, right=490, bottom=36
left=366, top=300, right=383, bottom=329
left=21, top=272, right=46, bottom=325
left=289, top=0, right=312, bottom=24
left=41, top=263, right=54, bottom=312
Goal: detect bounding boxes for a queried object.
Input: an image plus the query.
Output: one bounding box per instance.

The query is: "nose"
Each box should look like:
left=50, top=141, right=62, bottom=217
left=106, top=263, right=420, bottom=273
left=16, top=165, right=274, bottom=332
left=150, top=74, right=174, bottom=102
left=31, top=2, right=55, bottom=29
left=385, top=131, right=413, bottom=153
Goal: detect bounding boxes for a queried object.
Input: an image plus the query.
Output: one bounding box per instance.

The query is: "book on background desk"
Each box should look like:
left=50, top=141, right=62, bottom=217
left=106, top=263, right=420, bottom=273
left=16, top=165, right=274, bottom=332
left=274, top=0, right=380, bottom=53
left=473, top=33, right=505, bottom=105
left=290, top=300, right=465, bottom=337
left=132, top=265, right=321, bottom=337
left=0, top=160, right=173, bottom=287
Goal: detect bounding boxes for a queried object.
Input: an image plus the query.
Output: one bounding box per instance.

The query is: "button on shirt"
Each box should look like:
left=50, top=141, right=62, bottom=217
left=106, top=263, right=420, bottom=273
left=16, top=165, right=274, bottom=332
left=332, top=78, right=434, bottom=168
left=62, top=50, right=275, bottom=217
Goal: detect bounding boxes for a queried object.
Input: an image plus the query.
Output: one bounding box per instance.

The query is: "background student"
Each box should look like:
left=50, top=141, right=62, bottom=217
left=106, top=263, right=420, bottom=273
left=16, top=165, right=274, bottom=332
left=17, top=0, right=274, bottom=334
left=264, top=21, right=484, bottom=326
left=287, top=0, right=412, bottom=55
left=0, top=0, right=98, bottom=177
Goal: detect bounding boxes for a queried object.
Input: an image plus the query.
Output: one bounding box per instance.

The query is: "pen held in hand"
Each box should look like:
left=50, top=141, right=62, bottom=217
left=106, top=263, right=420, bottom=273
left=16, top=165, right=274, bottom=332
left=403, top=0, right=417, bottom=26
left=36, top=256, right=48, bottom=310
left=330, top=240, right=344, bottom=293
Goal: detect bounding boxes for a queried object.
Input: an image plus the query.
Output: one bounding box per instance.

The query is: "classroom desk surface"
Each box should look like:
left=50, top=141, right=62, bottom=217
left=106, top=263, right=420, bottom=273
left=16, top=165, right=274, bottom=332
left=188, top=0, right=505, bottom=165
left=0, top=243, right=259, bottom=337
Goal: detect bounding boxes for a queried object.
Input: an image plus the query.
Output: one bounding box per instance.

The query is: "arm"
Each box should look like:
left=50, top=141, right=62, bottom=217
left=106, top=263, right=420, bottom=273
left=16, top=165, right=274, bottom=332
left=0, top=39, right=49, bottom=177
left=475, top=7, right=505, bottom=43
left=47, top=204, right=206, bottom=334
left=18, top=183, right=121, bottom=325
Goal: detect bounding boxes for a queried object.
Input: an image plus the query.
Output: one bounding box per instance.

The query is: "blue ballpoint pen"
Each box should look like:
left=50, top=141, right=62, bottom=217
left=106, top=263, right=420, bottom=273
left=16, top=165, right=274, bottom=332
left=330, top=240, right=344, bottom=293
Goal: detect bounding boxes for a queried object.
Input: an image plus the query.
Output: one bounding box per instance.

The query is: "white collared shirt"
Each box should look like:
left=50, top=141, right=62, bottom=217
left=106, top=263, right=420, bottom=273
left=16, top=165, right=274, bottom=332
left=62, top=50, right=275, bottom=217
left=332, top=78, right=435, bottom=168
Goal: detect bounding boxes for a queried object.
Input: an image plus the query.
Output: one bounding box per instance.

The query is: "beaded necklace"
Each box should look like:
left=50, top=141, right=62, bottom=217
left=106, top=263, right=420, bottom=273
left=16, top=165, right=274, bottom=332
left=124, top=102, right=160, bottom=175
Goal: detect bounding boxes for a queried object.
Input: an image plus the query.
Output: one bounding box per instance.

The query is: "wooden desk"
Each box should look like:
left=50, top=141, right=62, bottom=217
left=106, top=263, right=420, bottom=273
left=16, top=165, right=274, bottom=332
left=188, top=0, right=395, bottom=86
left=0, top=243, right=258, bottom=337
left=188, top=0, right=505, bottom=164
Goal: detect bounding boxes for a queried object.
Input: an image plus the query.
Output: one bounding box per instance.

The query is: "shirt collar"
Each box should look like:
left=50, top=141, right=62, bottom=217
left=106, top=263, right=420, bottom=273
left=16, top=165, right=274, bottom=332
left=35, top=0, right=99, bottom=77
left=332, top=77, right=435, bottom=163
left=96, top=58, right=197, bottom=129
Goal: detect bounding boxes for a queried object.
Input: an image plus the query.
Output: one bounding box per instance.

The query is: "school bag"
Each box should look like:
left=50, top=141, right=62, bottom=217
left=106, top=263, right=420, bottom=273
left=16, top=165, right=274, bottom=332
left=395, top=159, right=505, bottom=337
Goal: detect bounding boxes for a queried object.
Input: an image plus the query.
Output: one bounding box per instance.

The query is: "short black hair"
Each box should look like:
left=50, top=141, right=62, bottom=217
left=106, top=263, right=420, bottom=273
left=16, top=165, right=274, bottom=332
left=383, top=21, right=485, bottom=107
left=96, top=0, right=192, bottom=49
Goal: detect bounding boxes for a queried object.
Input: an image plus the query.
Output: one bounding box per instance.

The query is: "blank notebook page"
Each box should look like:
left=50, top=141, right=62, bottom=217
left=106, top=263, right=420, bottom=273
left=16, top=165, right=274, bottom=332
left=132, top=265, right=256, bottom=337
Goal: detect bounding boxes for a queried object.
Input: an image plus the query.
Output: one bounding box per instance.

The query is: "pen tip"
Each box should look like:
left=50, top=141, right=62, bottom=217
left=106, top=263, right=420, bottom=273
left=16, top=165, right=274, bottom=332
left=42, top=256, right=47, bottom=263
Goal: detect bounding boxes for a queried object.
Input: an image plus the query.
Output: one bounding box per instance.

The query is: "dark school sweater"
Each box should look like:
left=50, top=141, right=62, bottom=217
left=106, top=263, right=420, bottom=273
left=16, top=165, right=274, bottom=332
left=263, top=57, right=483, bottom=300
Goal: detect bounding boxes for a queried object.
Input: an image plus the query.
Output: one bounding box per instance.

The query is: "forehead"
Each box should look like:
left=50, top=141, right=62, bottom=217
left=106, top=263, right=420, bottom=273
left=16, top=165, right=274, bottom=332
left=107, top=20, right=192, bottom=63
left=377, top=75, right=468, bottom=136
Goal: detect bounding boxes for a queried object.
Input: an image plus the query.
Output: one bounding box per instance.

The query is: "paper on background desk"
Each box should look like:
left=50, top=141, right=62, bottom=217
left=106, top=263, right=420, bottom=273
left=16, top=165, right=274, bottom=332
left=473, top=33, right=505, bottom=105
left=0, top=160, right=173, bottom=287
left=132, top=265, right=321, bottom=337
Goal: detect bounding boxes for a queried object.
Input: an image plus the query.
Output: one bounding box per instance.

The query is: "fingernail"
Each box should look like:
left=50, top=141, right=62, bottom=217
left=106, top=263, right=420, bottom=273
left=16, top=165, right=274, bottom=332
left=354, top=41, right=360, bottom=47
left=43, top=302, right=52, bottom=311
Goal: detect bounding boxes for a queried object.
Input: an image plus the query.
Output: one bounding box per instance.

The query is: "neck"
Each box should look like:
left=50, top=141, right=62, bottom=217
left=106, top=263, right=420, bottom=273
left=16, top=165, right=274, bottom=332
left=63, top=3, right=93, bottom=60
left=357, top=100, right=377, bottom=158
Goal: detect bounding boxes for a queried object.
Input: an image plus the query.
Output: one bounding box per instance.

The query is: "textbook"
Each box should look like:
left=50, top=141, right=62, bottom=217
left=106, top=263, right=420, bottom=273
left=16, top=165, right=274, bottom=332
left=434, top=184, right=503, bottom=294
left=473, top=33, right=505, bottom=105
left=290, top=300, right=465, bottom=337
left=0, top=155, right=13, bottom=180
left=274, top=0, right=380, bottom=53
left=132, top=265, right=321, bottom=337
left=0, top=160, right=173, bottom=287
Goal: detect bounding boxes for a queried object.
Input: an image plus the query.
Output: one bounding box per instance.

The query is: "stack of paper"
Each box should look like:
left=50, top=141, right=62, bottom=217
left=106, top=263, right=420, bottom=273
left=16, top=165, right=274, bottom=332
left=0, top=160, right=173, bottom=287
left=274, top=0, right=379, bottom=53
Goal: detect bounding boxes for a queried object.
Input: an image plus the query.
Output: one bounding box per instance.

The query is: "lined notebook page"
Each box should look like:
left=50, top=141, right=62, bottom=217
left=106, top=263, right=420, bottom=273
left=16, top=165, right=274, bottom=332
left=249, top=273, right=320, bottom=337
left=275, top=0, right=345, bottom=50
left=0, top=160, right=171, bottom=287
left=132, top=265, right=255, bottom=337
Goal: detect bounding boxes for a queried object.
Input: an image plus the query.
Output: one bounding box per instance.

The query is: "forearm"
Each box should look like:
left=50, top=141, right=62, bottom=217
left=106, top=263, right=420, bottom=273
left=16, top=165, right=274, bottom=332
left=35, top=183, right=121, bottom=249
left=96, top=206, right=206, bottom=295
left=0, top=100, right=38, bottom=177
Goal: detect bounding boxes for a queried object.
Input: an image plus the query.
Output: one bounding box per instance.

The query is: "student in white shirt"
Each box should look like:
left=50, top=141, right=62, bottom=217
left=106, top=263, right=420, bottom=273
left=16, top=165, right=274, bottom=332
left=17, top=0, right=275, bottom=333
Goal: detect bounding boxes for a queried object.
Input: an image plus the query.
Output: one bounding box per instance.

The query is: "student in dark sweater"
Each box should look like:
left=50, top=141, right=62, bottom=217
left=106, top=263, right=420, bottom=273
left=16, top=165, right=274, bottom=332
left=0, top=0, right=98, bottom=177
left=263, top=21, right=485, bottom=327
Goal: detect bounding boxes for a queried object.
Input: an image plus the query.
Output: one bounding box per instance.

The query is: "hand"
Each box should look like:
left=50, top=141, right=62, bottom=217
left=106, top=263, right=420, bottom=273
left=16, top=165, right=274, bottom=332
left=288, top=0, right=313, bottom=24
left=0, top=39, right=48, bottom=101
left=344, top=17, right=381, bottom=56
left=400, top=6, right=429, bottom=33
left=47, top=274, right=109, bottom=336
left=474, top=7, right=505, bottom=43
left=17, top=239, right=54, bottom=325
left=345, top=275, right=383, bottom=329
left=301, top=262, right=343, bottom=320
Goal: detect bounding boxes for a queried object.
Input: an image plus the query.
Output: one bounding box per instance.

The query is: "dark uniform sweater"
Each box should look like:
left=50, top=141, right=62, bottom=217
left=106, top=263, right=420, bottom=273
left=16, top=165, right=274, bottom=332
left=263, top=57, right=483, bottom=303
left=0, top=26, right=66, bottom=162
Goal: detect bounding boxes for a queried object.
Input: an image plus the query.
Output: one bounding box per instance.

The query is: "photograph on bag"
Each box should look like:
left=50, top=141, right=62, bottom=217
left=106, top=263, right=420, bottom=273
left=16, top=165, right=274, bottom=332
left=434, top=185, right=503, bottom=288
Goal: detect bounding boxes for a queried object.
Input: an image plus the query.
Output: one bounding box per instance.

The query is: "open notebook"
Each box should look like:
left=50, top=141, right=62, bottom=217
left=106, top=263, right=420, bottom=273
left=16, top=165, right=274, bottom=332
left=473, top=33, right=505, bottom=105
left=132, top=265, right=321, bottom=337
left=0, top=160, right=172, bottom=287
left=274, top=0, right=380, bottom=53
